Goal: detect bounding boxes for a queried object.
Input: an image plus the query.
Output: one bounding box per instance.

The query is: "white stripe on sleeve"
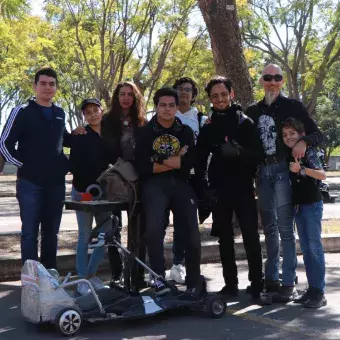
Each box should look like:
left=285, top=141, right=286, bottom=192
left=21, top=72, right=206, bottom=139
left=0, top=104, right=26, bottom=167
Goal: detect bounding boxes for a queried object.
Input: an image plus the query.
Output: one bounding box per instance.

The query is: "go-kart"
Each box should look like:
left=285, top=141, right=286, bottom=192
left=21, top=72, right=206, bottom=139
left=21, top=215, right=226, bottom=336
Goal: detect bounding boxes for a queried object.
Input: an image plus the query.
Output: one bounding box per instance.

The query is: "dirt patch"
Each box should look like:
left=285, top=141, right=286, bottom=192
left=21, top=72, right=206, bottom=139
left=2, top=219, right=339, bottom=258
left=326, top=171, right=340, bottom=177
left=0, top=224, right=217, bottom=257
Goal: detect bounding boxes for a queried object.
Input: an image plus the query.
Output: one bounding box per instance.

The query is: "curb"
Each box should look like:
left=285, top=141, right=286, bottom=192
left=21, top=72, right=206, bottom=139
left=1, top=189, right=339, bottom=199
left=1, top=235, right=340, bottom=282
left=0, top=192, right=72, bottom=198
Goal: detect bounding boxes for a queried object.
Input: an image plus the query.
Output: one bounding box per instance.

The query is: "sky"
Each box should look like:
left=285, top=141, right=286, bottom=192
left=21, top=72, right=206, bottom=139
left=30, top=0, right=45, bottom=17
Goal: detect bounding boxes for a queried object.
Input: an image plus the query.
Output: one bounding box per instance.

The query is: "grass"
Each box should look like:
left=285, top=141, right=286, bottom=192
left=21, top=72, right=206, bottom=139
left=326, top=171, right=340, bottom=177
left=331, top=146, right=340, bottom=156
left=322, top=219, right=340, bottom=234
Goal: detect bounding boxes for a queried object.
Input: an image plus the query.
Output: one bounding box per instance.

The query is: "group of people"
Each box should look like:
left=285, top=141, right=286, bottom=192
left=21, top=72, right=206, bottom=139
left=0, top=63, right=326, bottom=309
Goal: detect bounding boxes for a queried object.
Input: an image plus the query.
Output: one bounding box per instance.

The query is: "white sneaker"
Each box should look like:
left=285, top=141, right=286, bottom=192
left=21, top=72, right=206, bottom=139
left=169, top=264, right=186, bottom=284
left=89, top=276, right=109, bottom=290
left=77, top=282, right=91, bottom=296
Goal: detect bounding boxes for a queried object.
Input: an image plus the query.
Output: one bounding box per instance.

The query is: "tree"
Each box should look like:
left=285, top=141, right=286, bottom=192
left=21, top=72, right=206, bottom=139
left=140, top=30, right=215, bottom=110
left=0, top=0, right=29, bottom=19
left=197, top=0, right=254, bottom=109
left=241, top=0, right=340, bottom=114
left=0, top=16, right=52, bottom=124
left=319, top=118, right=340, bottom=163
left=315, top=60, right=340, bottom=163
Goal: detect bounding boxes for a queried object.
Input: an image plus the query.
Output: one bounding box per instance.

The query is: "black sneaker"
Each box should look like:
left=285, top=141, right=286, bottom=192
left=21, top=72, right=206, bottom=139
left=252, top=291, right=273, bottom=305
left=217, top=285, right=239, bottom=297
left=294, top=286, right=311, bottom=304
left=304, top=288, right=327, bottom=308
left=272, top=285, right=298, bottom=303
left=251, top=281, right=273, bottom=305
left=153, top=280, right=171, bottom=296
left=265, top=280, right=281, bottom=293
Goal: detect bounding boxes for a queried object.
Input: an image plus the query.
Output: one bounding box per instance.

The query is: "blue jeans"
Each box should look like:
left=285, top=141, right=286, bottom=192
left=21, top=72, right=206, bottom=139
left=72, top=188, right=111, bottom=278
left=16, top=179, right=65, bottom=269
left=258, top=161, right=297, bottom=286
left=295, top=201, right=325, bottom=292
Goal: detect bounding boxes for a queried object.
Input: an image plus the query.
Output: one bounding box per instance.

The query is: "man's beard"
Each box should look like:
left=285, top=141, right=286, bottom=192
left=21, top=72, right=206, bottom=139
left=265, top=90, right=279, bottom=105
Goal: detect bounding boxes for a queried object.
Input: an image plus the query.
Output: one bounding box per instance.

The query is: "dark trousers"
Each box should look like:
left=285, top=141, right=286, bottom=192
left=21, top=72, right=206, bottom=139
left=16, top=179, right=65, bottom=269
left=212, top=179, right=263, bottom=286
left=142, top=176, right=201, bottom=288
left=107, top=209, right=123, bottom=280
left=164, top=210, right=185, bottom=266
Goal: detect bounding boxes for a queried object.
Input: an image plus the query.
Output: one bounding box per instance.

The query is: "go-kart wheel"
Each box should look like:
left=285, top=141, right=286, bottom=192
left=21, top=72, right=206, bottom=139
left=54, top=307, right=82, bottom=336
left=206, top=296, right=226, bottom=319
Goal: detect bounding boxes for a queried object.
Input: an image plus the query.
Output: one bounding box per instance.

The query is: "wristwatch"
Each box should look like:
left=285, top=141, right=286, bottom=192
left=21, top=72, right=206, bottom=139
left=299, top=166, right=306, bottom=177
left=151, top=154, right=168, bottom=164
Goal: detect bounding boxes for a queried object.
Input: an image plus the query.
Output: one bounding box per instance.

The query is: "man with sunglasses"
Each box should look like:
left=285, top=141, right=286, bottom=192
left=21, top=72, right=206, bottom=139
left=246, top=64, right=322, bottom=303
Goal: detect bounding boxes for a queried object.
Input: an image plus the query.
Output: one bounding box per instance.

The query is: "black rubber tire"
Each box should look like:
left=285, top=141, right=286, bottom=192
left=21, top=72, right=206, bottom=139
left=54, top=307, right=82, bottom=336
left=206, top=295, right=226, bottom=319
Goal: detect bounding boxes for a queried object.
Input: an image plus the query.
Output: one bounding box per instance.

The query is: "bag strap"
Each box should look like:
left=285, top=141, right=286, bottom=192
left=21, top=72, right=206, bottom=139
left=197, top=111, right=204, bottom=131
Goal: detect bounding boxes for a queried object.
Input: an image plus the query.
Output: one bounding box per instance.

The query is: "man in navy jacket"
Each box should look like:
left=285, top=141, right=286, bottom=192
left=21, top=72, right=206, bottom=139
left=0, top=67, right=71, bottom=269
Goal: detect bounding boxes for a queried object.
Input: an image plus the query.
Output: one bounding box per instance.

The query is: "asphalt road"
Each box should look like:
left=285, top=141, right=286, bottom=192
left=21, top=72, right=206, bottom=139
left=0, top=196, right=339, bottom=233
left=1, top=255, right=340, bottom=340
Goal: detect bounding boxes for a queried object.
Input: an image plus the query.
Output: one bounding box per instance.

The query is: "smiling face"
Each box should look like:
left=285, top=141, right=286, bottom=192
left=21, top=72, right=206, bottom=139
left=83, top=103, right=103, bottom=127
left=209, top=83, right=232, bottom=110
left=33, top=75, right=57, bottom=103
left=118, top=85, right=135, bottom=111
left=282, top=126, right=303, bottom=148
left=260, top=64, right=284, bottom=97
left=176, top=82, right=193, bottom=107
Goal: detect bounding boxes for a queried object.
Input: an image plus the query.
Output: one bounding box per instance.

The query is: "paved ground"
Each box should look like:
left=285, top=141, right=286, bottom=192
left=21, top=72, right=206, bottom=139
left=0, top=254, right=339, bottom=340
left=0, top=196, right=339, bottom=234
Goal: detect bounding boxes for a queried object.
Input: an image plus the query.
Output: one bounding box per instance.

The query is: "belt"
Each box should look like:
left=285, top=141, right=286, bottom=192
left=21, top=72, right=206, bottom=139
left=262, top=155, right=284, bottom=165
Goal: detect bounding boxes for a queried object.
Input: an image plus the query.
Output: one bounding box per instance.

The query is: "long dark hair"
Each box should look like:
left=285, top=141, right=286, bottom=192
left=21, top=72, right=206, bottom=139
left=106, top=81, right=146, bottom=129
left=102, top=81, right=146, bottom=152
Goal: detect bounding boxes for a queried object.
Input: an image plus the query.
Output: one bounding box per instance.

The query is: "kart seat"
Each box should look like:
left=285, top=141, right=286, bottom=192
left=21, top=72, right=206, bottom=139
left=75, top=287, right=126, bottom=311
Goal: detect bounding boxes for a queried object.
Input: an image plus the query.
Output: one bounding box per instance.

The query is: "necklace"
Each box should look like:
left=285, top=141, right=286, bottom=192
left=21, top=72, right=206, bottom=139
left=121, top=115, right=131, bottom=127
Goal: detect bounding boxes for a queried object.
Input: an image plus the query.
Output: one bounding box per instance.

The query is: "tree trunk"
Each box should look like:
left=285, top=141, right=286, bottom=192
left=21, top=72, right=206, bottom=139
left=197, top=0, right=253, bottom=109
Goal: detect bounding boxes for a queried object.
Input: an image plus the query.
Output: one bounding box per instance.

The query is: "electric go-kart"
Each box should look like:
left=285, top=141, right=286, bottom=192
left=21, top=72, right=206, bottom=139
left=21, top=215, right=226, bottom=336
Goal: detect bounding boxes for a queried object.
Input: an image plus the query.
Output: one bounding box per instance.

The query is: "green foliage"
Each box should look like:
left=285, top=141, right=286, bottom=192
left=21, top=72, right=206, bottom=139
left=0, top=0, right=29, bottom=19
left=0, top=1, right=216, bottom=127
left=315, top=94, right=340, bottom=162
left=240, top=0, right=340, bottom=112
left=331, top=146, right=340, bottom=156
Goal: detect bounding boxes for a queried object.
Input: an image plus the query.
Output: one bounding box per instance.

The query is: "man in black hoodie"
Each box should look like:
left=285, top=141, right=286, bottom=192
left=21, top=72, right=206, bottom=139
left=134, top=87, right=202, bottom=297
left=195, top=76, right=265, bottom=303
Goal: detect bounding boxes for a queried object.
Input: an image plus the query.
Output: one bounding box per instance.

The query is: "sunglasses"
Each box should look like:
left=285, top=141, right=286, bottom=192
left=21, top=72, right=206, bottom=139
left=263, top=74, right=283, bottom=82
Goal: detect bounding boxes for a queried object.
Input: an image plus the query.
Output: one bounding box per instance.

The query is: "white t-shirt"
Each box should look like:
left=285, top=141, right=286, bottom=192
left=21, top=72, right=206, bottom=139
left=176, top=107, right=206, bottom=141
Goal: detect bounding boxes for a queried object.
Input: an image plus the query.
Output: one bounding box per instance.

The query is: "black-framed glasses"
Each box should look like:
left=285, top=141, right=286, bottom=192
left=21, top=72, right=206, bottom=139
left=263, top=74, right=283, bottom=82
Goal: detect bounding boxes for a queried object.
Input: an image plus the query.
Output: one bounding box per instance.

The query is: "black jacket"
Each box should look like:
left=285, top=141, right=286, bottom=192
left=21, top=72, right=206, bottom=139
left=69, top=125, right=118, bottom=192
left=195, top=104, right=260, bottom=188
left=246, top=95, right=322, bottom=161
left=0, top=100, right=71, bottom=186
left=134, top=116, right=195, bottom=181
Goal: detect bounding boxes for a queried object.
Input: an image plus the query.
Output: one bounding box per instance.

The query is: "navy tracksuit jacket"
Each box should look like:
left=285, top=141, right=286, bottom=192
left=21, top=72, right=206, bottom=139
left=0, top=99, right=71, bottom=185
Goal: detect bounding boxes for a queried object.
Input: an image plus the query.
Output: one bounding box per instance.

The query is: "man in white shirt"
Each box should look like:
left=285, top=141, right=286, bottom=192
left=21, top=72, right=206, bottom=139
left=168, top=77, right=206, bottom=283
left=173, top=77, right=206, bottom=141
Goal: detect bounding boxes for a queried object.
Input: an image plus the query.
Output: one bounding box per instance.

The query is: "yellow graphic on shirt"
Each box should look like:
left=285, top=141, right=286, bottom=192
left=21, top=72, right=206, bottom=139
left=153, top=134, right=180, bottom=157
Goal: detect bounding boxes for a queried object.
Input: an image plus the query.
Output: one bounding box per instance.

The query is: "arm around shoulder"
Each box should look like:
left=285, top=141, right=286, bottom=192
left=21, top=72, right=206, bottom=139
left=294, top=101, right=323, bottom=147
